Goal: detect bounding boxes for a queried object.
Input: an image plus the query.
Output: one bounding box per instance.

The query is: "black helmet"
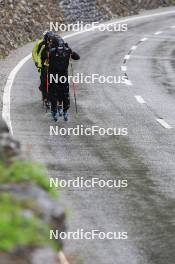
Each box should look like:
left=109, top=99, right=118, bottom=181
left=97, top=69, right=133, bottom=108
left=43, top=31, right=55, bottom=42
left=52, top=35, right=65, bottom=48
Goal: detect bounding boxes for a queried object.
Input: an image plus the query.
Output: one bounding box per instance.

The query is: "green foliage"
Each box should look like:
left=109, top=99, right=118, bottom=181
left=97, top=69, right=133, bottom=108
left=0, top=160, right=60, bottom=252
left=0, top=194, right=58, bottom=251
left=0, top=160, right=58, bottom=197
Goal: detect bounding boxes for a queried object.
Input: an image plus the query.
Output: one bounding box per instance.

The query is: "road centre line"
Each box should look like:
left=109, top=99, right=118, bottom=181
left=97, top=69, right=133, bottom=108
left=154, top=31, right=163, bottom=35
left=124, top=55, right=130, bottom=60
left=156, top=118, right=172, bottom=129
left=124, top=27, right=173, bottom=129
left=125, top=79, right=133, bottom=86
left=121, top=66, right=127, bottom=71
left=140, top=37, right=148, bottom=42
left=131, top=45, right=138, bottom=50
left=135, top=95, right=145, bottom=104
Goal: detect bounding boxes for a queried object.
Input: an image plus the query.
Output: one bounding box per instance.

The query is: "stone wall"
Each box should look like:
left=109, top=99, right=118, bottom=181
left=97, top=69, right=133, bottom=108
left=59, top=0, right=105, bottom=23
left=0, top=0, right=64, bottom=58
left=60, top=0, right=174, bottom=22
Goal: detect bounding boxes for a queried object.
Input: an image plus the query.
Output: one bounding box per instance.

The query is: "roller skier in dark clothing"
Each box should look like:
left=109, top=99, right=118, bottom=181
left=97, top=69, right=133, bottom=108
left=48, top=36, right=80, bottom=121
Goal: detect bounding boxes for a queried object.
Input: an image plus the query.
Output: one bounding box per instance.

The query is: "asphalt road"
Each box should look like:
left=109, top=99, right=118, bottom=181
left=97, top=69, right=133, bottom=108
left=9, top=8, right=175, bottom=264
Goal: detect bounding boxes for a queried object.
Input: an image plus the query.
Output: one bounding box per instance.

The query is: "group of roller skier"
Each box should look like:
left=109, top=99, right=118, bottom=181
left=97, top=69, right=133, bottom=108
left=32, top=31, right=80, bottom=122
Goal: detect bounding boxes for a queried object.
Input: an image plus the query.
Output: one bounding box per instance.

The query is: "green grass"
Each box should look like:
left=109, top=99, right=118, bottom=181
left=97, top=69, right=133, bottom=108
left=0, top=160, right=60, bottom=252
left=0, top=193, right=59, bottom=251
left=0, top=160, right=58, bottom=197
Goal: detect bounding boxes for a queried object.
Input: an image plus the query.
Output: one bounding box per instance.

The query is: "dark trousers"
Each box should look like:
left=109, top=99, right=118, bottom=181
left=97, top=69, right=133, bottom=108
left=39, top=67, right=49, bottom=100
left=49, top=83, right=70, bottom=113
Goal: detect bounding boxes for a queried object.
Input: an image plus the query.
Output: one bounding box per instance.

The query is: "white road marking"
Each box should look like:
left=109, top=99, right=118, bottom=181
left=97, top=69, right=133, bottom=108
left=2, top=53, right=32, bottom=134
left=58, top=251, right=70, bottom=264
left=154, top=31, right=163, bottom=35
left=121, top=65, right=127, bottom=71
left=3, top=9, right=175, bottom=134
left=105, top=10, right=175, bottom=28
left=130, top=54, right=175, bottom=60
left=140, top=37, right=148, bottom=42
left=135, top=95, right=145, bottom=104
left=125, top=79, right=133, bottom=86
left=156, top=119, right=172, bottom=129
left=124, top=55, right=130, bottom=60
left=170, top=25, right=175, bottom=28
left=131, top=45, right=138, bottom=50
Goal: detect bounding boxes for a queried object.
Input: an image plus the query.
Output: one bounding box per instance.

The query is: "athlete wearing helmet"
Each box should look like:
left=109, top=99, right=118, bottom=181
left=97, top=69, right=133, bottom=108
left=32, top=31, right=55, bottom=107
left=48, top=36, right=80, bottom=122
left=32, top=31, right=53, bottom=67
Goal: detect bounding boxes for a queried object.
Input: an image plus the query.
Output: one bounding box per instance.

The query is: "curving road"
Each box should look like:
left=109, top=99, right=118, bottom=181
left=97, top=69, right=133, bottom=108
left=9, top=7, right=175, bottom=264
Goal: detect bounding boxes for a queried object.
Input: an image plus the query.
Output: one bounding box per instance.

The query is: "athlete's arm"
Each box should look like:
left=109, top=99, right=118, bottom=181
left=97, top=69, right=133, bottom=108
left=64, top=42, right=80, bottom=60
left=71, top=51, right=80, bottom=60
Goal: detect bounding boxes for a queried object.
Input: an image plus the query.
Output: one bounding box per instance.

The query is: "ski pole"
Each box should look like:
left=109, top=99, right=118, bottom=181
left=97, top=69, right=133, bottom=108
left=46, top=51, right=50, bottom=94
left=71, top=62, right=78, bottom=114
left=46, top=67, right=49, bottom=94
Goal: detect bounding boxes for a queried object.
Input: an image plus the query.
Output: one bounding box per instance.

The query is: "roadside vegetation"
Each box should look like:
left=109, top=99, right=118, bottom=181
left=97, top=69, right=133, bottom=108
left=0, top=160, right=59, bottom=252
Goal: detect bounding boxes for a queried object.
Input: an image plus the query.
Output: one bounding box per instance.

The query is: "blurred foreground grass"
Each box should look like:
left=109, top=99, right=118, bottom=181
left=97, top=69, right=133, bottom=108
left=0, top=160, right=59, bottom=252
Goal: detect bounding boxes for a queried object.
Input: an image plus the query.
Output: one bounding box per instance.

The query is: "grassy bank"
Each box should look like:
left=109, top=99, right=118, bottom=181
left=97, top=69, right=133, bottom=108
left=0, top=160, right=59, bottom=252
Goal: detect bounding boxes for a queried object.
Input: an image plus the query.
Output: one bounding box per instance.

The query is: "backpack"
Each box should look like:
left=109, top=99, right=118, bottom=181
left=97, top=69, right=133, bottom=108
left=49, top=45, right=71, bottom=73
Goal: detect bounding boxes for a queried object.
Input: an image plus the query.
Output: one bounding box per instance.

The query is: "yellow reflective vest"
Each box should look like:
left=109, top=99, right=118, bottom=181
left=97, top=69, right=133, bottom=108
left=32, top=39, right=44, bottom=65
left=38, top=46, right=50, bottom=68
